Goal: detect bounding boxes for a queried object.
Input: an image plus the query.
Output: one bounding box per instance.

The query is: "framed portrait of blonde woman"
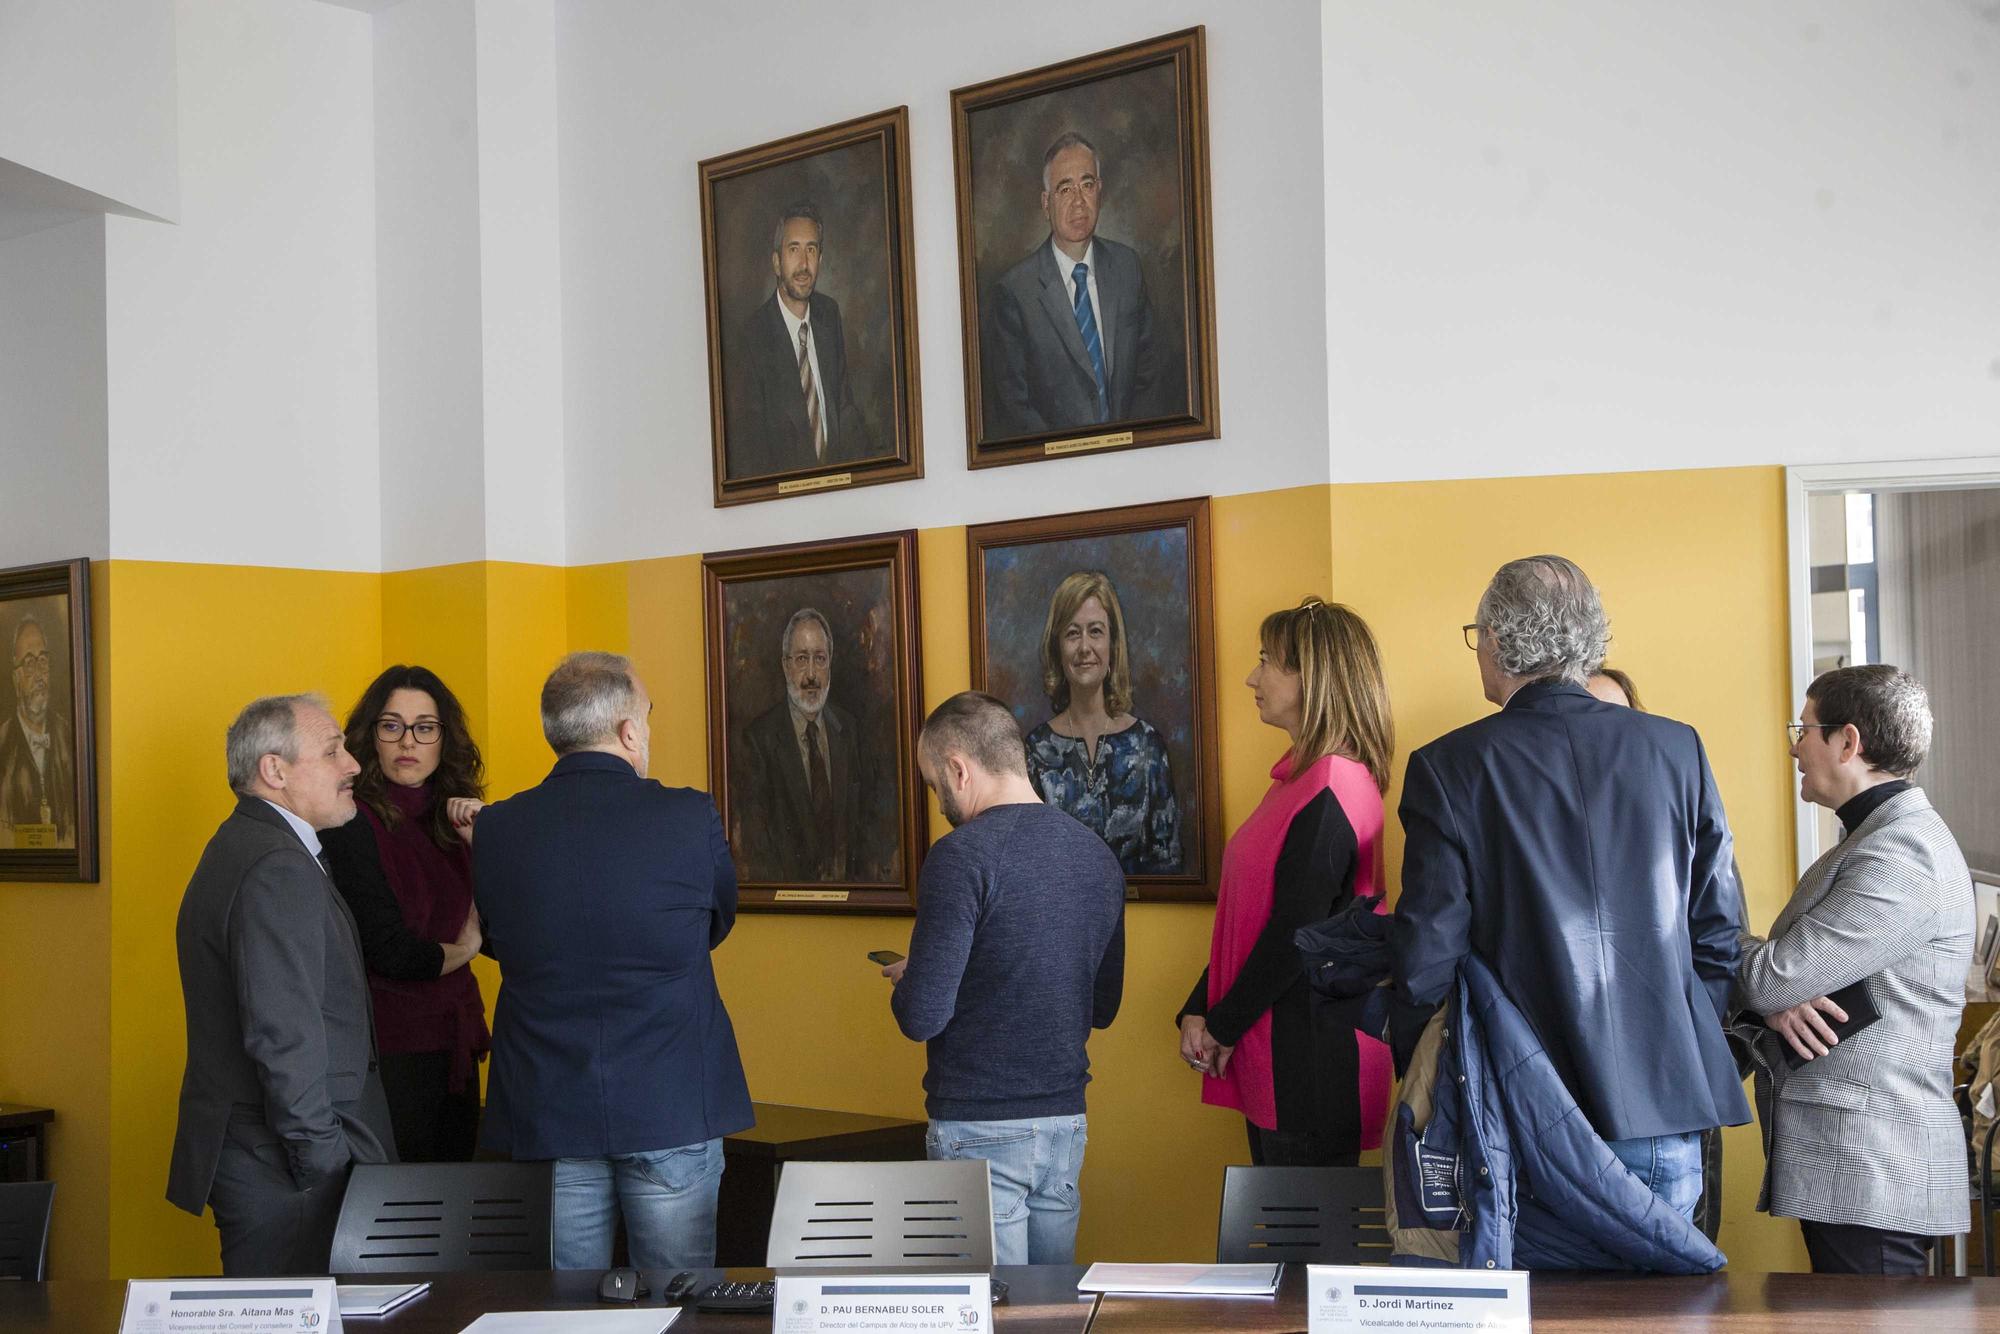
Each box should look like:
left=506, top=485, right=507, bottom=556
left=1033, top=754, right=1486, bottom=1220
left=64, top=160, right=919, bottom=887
left=967, top=497, right=1219, bottom=901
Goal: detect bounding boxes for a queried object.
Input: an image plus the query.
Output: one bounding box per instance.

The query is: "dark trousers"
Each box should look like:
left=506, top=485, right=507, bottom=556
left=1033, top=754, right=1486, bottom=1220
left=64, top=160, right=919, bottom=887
left=208, top=1118, right=350, bottom=1277
left=1246, top=1120, right=1358, bottom=1168
left=1800, top=1219, right=1934, bottom=1275
left=379, top=1050, right=481, bottom=1163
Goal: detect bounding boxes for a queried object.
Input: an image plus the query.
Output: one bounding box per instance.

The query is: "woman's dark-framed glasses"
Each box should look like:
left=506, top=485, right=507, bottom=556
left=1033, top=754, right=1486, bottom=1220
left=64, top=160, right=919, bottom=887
left=376, top=717, right=442, bottom=744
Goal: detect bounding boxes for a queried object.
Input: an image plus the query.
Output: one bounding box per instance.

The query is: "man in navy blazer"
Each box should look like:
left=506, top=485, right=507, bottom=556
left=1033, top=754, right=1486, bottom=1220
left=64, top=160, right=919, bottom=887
left=1392, top=556, right=1751, bottom=1221
left=473, top=651, right=752, bottom=1270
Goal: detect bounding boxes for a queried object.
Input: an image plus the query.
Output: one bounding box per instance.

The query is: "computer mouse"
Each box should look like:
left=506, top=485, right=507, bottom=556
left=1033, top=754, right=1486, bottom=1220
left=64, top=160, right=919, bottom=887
left=597, top=1266, right=645, bottom=1302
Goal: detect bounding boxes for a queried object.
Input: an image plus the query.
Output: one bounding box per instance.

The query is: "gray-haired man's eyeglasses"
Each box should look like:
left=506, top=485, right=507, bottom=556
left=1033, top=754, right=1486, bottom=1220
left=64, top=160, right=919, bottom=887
left=1461, top=624, right=1481, bottom=651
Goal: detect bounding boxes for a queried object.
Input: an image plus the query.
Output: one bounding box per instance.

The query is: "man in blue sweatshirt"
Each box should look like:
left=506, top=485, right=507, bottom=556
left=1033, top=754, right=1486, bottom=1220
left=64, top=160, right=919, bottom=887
left=883, top=690, right=1126, bottom=1264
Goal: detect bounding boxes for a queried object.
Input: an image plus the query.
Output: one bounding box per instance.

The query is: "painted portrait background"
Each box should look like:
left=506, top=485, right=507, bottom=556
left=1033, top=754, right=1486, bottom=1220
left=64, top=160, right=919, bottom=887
left=711, top=135, right=903, bottom=478
left=980, top=526, right=1200, bottom=873
left=0, top=591, right=76, bottom=849
left=719, top=565, right=903, bottom=884
left=964, top=59, right=1192, bottom=438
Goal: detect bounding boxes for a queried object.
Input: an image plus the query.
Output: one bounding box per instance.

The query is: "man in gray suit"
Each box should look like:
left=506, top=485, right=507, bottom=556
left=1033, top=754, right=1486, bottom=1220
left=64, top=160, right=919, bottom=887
left=980, top=130, right=1172, bottom=440
left=167, top=693, right=396, bottom=1276
left=1736, top=665, right=1973, bottom=1273
left=740, top=608, right=864, bottom=881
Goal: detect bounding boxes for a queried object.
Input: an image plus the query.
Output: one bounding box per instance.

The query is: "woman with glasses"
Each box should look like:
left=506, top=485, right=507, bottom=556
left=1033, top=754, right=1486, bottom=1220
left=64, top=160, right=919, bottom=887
left=1176, top=599, right=1395, bottom=1165
left=322, top=665, right=489, bottom=1161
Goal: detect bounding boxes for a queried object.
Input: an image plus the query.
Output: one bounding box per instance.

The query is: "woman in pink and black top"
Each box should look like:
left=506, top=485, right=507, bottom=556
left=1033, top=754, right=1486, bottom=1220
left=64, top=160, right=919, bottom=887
left=322, top=665, right=489, bottom=1162
left=1177, top=599, right=1395, bottom=1165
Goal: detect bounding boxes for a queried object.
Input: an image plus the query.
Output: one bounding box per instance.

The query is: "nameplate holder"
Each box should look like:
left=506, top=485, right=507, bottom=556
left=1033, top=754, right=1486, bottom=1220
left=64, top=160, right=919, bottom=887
left=1308, top=1265, right=1529, bottom=1333
left=1044, top=430, right=1133, bottom=456
left=12, top=822, right=57, bottom=849
left=778, top=471, right=854, bottom=494
left=774, top=1273, right=991, bottom=1334
left=119, top=1277, right=342, bottom=1334
left=775, top=889, right=851, bottom=903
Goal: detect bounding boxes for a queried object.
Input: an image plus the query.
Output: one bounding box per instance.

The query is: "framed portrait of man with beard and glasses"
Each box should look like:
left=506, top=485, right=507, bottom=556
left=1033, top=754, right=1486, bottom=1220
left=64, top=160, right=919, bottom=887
left=700, top=108, right=925, bottom=507
left=702, top=531, right=924, bottom=911
left=0, top=557, right=97, bottom=881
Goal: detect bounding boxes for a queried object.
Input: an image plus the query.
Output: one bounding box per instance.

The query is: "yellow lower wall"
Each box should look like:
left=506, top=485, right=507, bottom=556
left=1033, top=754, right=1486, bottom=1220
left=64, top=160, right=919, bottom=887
left=7, top=466, right=1809, bottom=1277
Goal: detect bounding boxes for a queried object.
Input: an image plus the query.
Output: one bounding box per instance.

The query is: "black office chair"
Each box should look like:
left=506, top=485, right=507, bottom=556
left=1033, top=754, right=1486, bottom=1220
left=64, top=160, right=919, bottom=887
left=329, top=1161, right=553, bottom=1273
left=1216, top=1165, right=1389, bottom=1264
left=0, top=1180, right=55, bottom=1281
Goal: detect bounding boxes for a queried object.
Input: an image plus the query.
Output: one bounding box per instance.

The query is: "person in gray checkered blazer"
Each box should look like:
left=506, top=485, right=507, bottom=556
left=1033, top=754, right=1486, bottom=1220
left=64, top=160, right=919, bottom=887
left=1735, top=665, right=1974, bottom=1274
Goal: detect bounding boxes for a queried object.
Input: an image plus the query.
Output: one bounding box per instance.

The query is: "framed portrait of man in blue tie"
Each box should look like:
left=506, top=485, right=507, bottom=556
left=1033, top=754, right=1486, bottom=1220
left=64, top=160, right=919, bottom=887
left=699, top=108, right=925, bottom=507
left=701, top=531, right=926, bottom=912
left=952, top=29, right=1219, bottom=469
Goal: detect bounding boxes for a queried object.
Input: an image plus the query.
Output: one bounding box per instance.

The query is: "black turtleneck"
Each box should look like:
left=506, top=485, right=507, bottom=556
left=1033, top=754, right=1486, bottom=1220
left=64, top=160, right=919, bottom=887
left=1835, top=779, right=1912, bottom=836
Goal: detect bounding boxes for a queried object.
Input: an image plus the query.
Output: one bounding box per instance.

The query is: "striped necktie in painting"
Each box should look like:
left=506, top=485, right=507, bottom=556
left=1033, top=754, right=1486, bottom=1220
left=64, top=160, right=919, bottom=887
left=1070, top=261, right=1109, bottom=423
left=797, top=322, right=826, bottom=460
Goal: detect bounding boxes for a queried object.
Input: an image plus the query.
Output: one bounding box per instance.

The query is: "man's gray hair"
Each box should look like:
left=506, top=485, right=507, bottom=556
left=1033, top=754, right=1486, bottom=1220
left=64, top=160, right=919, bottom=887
left=920, top=691, right=1028, bottom=778
left=1041, top=129, right=1103, bottom=192
left=10, top=611, right=44, bottom=661
left=769, top=199, right=823, bottom=256
left=1475, top=555, right=1610, bottom=685
left=541, top=651, right=642, bottom=754
left=781, top=607, right=833, bottom=659
left=225, top=693, right=328, bottom=794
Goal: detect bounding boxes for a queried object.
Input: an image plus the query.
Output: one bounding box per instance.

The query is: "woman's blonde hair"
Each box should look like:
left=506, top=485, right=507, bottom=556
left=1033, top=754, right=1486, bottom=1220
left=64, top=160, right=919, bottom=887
left=1039, top=571, right=1134, bottom=716
left=1259, top=597, right=1394, bottom=793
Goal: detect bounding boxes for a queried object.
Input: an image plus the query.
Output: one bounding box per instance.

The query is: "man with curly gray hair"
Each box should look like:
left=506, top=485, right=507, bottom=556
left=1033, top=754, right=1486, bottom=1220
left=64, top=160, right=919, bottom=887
left=1391, top=554, right=1752, bottom=1242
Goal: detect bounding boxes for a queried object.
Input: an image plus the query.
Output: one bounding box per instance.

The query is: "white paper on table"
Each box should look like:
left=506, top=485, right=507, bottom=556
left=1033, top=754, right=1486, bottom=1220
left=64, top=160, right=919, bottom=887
left=337, top=1282, right=430, bottom=1317
left=1077, top=1263, right=1280, bottom=1295
left=457, top=1310, right=680, bottom=1334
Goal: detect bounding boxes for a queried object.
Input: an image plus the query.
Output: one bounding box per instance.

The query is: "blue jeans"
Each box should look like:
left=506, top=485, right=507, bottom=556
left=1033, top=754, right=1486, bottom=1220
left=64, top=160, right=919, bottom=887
left=1606, top=1130, right=1703, bottom=1221
left=927, top=1115, right=1088, bottom=1266
left=552, top=1137, right=723, bottom=1270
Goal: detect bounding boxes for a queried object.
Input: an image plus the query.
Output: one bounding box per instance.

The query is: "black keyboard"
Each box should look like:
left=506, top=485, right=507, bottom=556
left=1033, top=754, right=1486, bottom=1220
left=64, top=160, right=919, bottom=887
left=694, top=1279, right=776, bottom=1313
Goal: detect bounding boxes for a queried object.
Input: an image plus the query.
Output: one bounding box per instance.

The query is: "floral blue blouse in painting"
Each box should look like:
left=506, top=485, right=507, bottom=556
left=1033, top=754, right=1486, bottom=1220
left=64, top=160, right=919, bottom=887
left=1024, top=717, right=1183, bottom=875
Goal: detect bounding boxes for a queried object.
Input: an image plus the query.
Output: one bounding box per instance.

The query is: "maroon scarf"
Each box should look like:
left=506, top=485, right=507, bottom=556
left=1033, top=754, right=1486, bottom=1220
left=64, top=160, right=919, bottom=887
left=364, top=781, right=489, bottom=1090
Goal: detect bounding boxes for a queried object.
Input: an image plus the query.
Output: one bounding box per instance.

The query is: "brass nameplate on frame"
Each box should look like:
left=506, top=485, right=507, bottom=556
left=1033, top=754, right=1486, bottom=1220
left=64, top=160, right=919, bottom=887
left=778, top=472, right=855, bottom=495
left=774, top=889, right=853, bottom=903
left=1044, top=431, right=1134, bottom=457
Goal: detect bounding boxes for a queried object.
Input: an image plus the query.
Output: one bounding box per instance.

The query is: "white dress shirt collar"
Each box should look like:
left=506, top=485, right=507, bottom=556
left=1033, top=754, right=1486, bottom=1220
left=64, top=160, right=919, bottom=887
left=260, top=798, right=323, bottom=860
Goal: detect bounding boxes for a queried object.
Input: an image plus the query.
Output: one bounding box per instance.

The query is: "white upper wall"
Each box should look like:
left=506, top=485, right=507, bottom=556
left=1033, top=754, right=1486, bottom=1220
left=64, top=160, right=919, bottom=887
left=557, top=0, right=1330, bottom=566
left=475, top=0, right=567, bottom=567
left=0, top=0, right=178, bottom=222
left=105, top=0, right=380, bottom=570
left=375, top=0, right=487, bottom=571
left=0, top=217, right=109, bottom=566
left=1324, top=0, right=2000, bottom=483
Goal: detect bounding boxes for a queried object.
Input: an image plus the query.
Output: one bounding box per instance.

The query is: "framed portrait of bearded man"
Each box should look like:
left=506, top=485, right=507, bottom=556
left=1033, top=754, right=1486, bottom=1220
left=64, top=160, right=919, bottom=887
left=702, top=530, right=925, bottom=912
left=0, top=557, right=97, bottom=881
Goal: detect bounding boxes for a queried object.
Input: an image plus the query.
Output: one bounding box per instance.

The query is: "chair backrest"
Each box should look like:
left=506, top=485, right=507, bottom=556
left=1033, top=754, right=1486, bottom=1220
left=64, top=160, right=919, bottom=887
left=1216, top=1165, right=1389, bottom=1265
left=766, top=1160, right=994, bottom=1268
left=329, top=1161, right=553, bottom=1274
left=0, top=1181, right=55, bottom=1281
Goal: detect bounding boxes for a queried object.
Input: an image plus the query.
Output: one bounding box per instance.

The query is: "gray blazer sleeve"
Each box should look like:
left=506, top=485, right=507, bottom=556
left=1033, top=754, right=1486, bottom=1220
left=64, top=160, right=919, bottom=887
left=228, top=850, right=351, bottom=1188
left=1736, top=843, right=1942, bottom=1015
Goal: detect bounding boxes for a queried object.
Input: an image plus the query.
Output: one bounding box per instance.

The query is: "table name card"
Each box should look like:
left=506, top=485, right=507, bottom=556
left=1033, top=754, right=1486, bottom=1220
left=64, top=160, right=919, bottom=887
left=1307, top=1265, right=1530, bottom=1332
left=119, top=1279, right=341, bottom=1334
left=774, top=1274, right=992, bottom=1333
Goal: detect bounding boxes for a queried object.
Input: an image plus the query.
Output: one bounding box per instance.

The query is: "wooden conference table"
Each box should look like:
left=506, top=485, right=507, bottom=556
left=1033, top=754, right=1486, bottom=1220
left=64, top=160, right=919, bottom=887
left=7, top=1265, right=2000, bottom=1331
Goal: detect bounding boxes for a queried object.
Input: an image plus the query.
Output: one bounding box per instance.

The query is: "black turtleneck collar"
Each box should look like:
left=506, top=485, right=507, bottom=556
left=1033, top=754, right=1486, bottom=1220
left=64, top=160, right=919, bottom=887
left=1836, top=779, right=1912, bottom=836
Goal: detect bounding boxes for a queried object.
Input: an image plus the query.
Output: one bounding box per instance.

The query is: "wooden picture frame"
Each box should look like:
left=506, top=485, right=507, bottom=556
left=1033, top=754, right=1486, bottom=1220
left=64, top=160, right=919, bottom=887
left=968, top=498, right=1219, bottom=901
left=951, top=28, right=1219, bottom=470
left=0, top=557, right=97, bottom=882
left=700, top=107, right=925, bottom=506
left=702, top=531, right=925, bottom=912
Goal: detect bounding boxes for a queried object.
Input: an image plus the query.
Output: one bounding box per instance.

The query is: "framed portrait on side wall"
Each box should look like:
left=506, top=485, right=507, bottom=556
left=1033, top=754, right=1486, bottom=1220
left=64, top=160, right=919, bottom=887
left=700, top=107, right=925, bottom=506
left=702, top=531, right=925, bottom=911
left=0, top=557, right=97, bottom=882
left=968, top=498, right=1219, bottom=901
left=951, top=28, right=1219, bottom=470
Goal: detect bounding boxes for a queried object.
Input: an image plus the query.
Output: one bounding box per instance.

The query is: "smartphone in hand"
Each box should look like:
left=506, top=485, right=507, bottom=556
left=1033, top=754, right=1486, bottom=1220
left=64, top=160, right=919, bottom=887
left=867, top=950, right=905, bottom=966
